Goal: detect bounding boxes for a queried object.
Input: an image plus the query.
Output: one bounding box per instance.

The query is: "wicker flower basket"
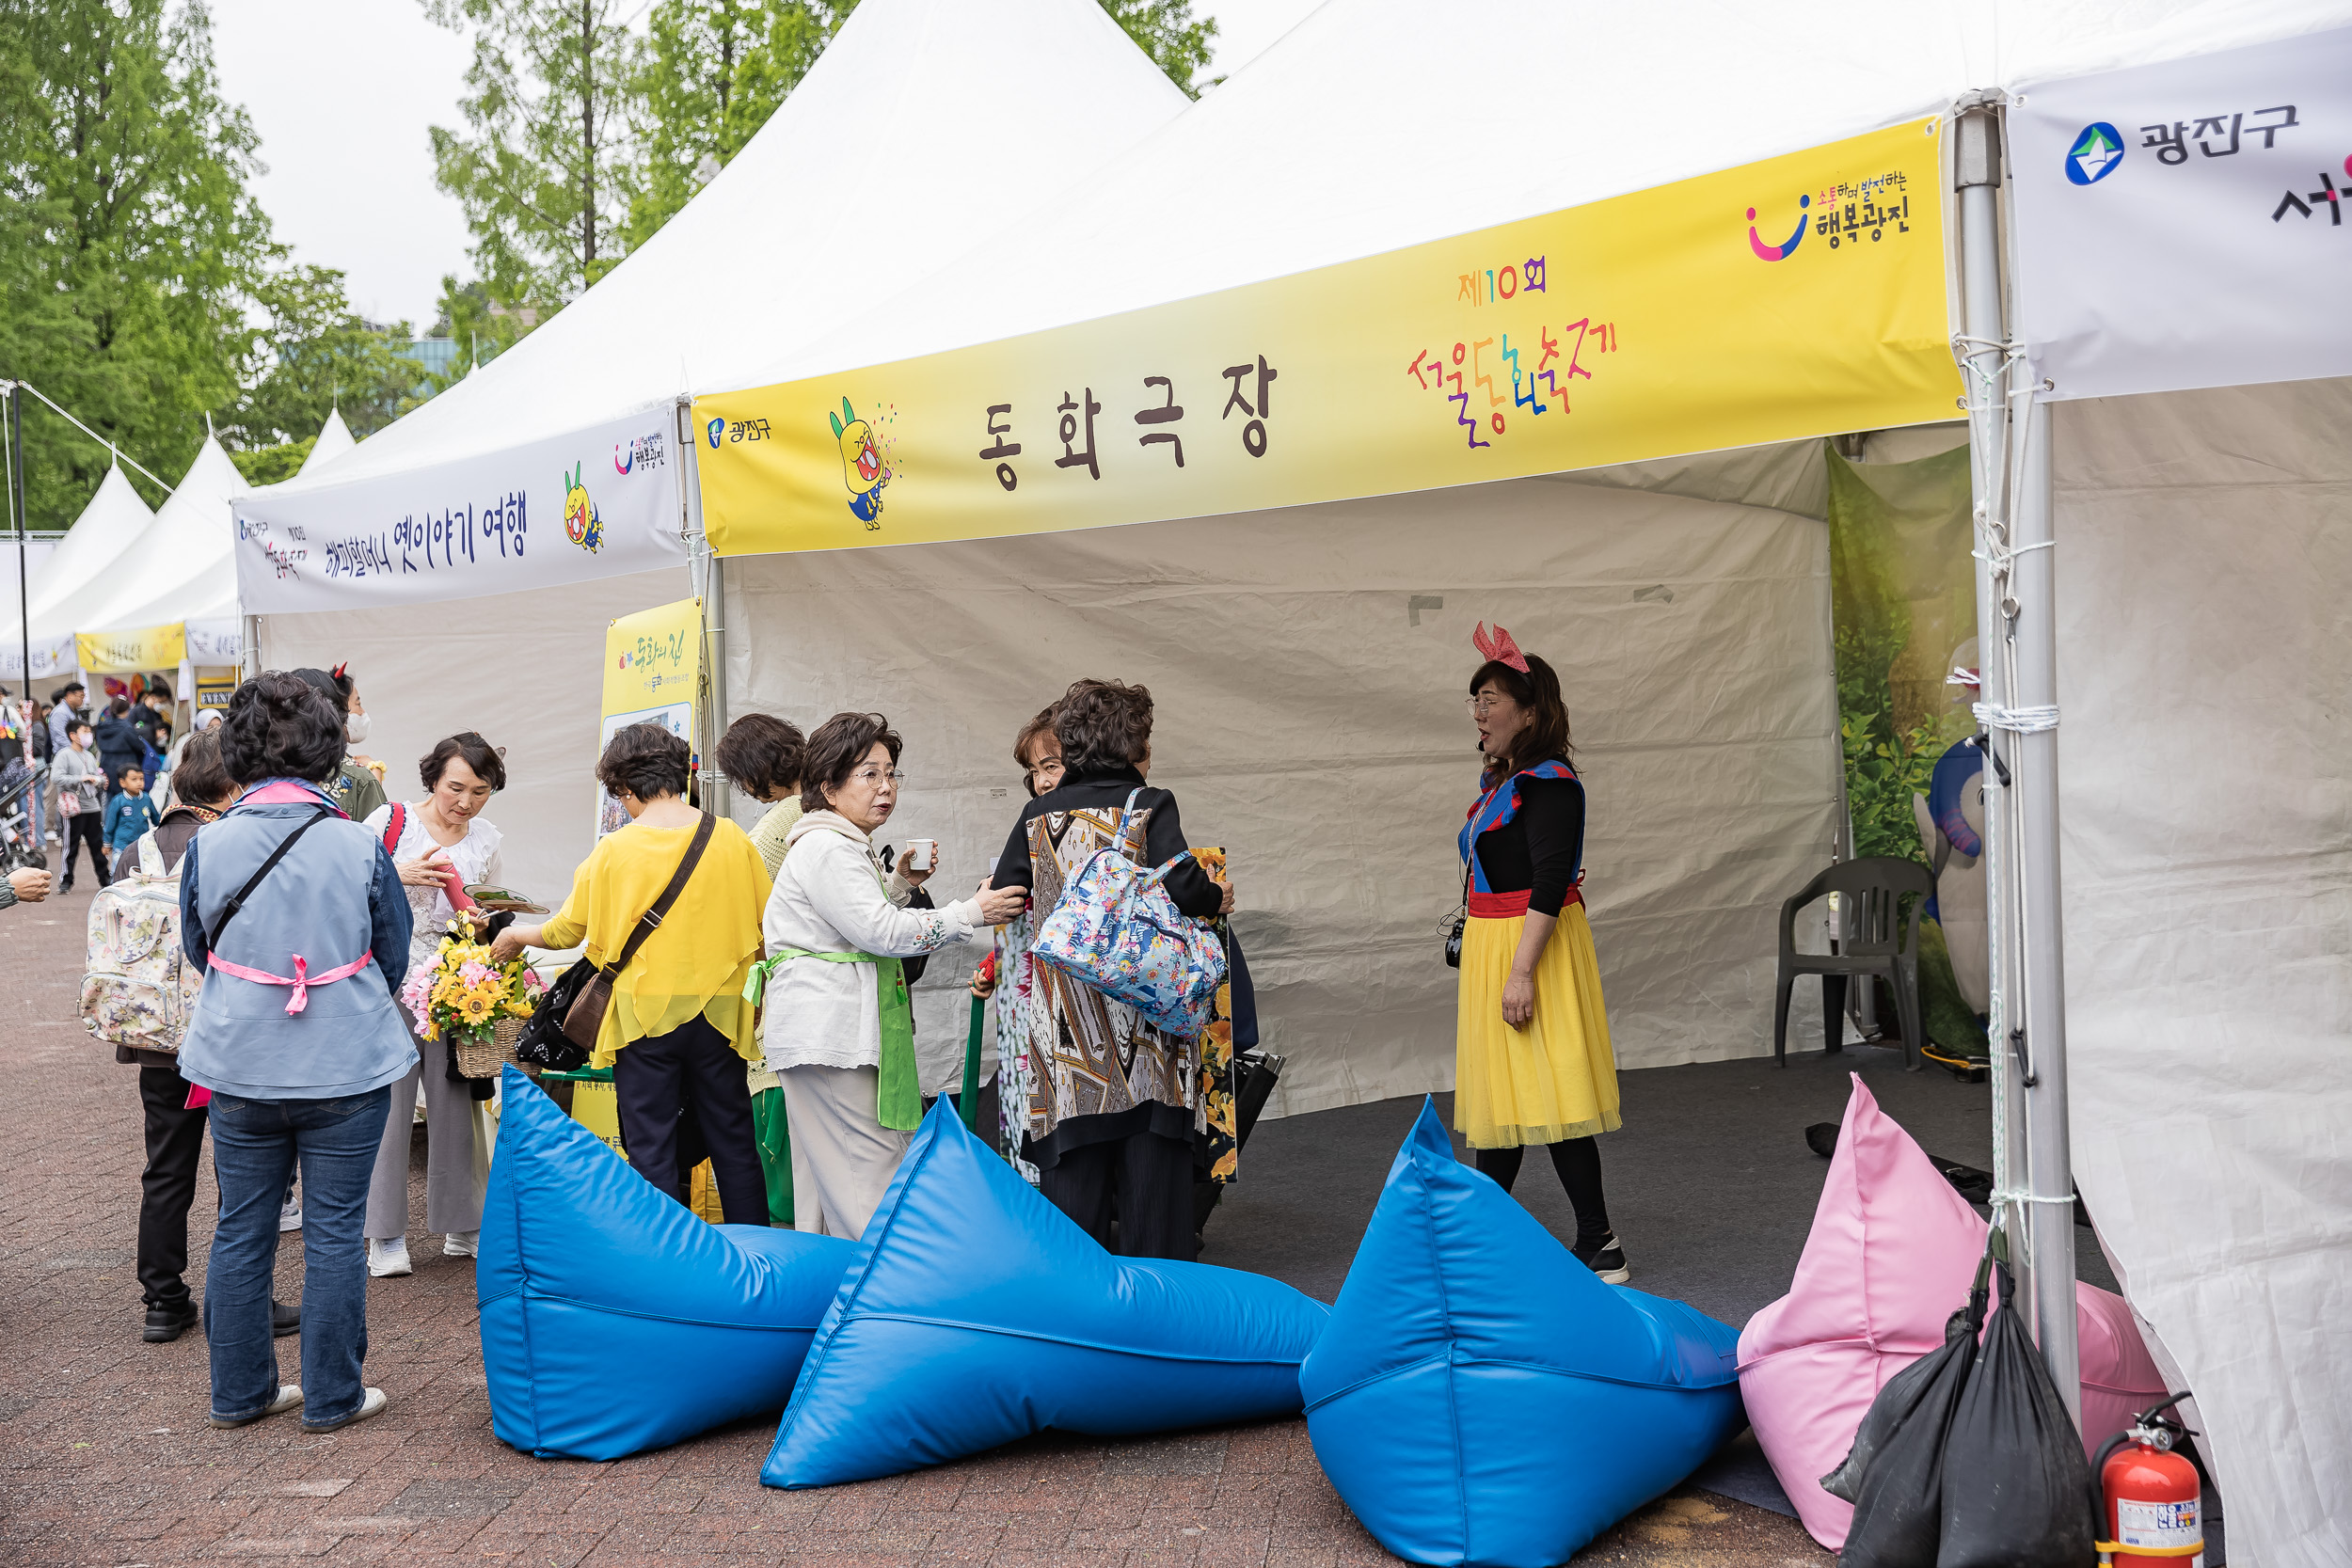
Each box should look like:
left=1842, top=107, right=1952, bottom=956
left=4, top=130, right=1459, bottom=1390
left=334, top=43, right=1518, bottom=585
left=453, top=1016, right=526, bottom=1081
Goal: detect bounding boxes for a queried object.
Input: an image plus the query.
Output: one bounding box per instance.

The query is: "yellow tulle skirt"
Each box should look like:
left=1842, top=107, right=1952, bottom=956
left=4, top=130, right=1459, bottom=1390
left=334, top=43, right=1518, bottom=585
left=1455, top=905, right=1621, bottom=1148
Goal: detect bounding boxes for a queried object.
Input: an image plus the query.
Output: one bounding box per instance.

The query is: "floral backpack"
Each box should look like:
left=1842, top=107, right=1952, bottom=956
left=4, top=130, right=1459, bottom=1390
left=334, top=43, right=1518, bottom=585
left=1030, top=788, right=1227, bottom=1037
left=81, top=828, right=202, bottom=1054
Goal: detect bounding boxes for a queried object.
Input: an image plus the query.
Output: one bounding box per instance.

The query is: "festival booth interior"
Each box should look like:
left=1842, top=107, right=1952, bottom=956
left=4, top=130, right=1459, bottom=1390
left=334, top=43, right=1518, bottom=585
left=686, top=3, right=2351, bottom=1562
left=238, top=0, right=1191, bottom=908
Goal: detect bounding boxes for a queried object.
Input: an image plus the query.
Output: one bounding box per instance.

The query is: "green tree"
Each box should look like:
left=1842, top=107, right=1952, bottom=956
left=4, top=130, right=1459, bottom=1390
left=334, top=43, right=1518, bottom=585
left=623, top=0, right=849, bottom=250
left=1102, top=0, right=1217, bottom=98
left=415, top=275, right=536, bottom=396
left=228, top=263, right=421, bottom=451
left=0, top=0, right=274, bottom=526
left=426, top=0, right=638, bottom=310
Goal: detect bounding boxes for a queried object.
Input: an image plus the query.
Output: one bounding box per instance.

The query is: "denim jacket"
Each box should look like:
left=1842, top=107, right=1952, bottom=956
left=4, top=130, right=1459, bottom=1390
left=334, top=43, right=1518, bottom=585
left=177, top=779, right=417, bottom=1100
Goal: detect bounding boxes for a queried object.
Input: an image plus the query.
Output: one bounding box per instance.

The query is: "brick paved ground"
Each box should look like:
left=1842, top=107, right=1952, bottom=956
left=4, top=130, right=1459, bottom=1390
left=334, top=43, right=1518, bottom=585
left=3, top=883, right=1833, bottom=1567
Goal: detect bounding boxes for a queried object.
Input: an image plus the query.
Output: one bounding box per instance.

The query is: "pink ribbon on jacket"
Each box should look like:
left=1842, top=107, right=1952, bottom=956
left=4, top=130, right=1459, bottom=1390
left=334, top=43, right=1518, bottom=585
left=207, top=951, right=374, bottom=1016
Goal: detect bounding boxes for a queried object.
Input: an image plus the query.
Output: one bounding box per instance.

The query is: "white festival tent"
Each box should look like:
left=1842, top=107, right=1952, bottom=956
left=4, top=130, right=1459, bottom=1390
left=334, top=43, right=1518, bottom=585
left=298, top=406, right=355, bottom=477
left=238, top=3, right=2352, bottom=1561
left=245, top=0, right=1191, bottom=905
left=707, top=4, right=2352, bottom=1562
left=0, top=461, right=152, bottom=681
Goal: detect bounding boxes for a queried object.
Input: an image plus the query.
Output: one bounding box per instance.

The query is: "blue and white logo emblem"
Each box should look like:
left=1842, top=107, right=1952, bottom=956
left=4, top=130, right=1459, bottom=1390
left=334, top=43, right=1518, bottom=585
left=2066, top=122, right=2125, bottom=185
left=706, top=416, right=724, bottom=449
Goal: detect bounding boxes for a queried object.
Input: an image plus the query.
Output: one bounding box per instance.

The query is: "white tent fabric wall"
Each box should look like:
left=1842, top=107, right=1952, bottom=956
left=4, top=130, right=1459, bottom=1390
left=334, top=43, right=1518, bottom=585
left=2055, top=378, right=2352, bottom=1568
left=726, top=468, right=1843, bottom=1116
left=252, top=566, right=691, bottom=906
left=41, top=435, right=245, bottom=641
left=3, top=462, right=152, bottom=639
left=298, top=408, right=356, bottom=477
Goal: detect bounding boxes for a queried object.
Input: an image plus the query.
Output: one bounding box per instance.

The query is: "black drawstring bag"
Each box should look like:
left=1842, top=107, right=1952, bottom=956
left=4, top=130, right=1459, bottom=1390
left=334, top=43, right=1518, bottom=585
left=515, top=957, right=596, bottom=1073
left=1938, top=1262, right=2095, bottom=1568
left=1830, top=1245, right=1993, bottom=1566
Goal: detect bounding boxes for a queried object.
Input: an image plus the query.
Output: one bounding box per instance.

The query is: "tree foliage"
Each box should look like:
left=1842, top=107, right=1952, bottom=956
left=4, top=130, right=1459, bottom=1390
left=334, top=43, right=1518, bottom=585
left=1102, top=0, right=1218, bottom=98
left=229, top=263, right=421, bottom=449
left=0, top=0, right=273, bottom=525
left=623, top=0, right=849, bottom=250
left=426, top=0, right=639, bottom=308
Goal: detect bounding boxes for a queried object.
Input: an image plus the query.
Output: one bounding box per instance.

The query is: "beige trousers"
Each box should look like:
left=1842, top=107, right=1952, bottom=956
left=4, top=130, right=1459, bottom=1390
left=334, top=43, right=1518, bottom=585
left=778, top=1064, right=910, bottom=1241
left=366, top=1023, right=491, bottom=1241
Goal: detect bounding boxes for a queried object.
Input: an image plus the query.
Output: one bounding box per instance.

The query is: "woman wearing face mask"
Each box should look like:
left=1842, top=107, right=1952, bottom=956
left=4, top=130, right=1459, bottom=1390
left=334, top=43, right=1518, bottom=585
left=290, top=667, right=388, bottom=824
left=358, top=734, right=506, bottom=1277
left=1454, top=624, right=1626, bottom=1282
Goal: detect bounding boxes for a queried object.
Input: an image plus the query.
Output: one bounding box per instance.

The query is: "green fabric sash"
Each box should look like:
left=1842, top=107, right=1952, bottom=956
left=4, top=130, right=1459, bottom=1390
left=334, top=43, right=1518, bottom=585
left=743, top=946, right=921, bottom=1132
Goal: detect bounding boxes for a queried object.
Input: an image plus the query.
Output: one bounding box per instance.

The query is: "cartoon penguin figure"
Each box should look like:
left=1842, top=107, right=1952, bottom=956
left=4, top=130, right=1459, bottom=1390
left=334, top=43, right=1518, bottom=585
left=830, top=397, right=887, bottom=522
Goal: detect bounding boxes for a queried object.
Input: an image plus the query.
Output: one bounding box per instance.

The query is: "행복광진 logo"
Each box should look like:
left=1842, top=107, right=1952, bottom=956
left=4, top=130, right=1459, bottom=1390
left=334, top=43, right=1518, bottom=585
left=2066, top=122, right=2125, bottom=185
left=1747, top=195, right=1811, bottom=261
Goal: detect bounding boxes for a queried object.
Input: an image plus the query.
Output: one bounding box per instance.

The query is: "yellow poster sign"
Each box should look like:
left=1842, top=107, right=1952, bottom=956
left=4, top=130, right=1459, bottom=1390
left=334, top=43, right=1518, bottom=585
left=77, top=623, right=186, bottom=673
left=596, top=596, right=702, bottom=838
left=695, top=120, right=1958, bottom=558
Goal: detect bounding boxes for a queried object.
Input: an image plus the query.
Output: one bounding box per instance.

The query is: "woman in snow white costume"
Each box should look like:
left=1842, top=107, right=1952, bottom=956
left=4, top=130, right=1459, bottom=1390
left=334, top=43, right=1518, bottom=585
left=1454, top=624, right=1629, bottom=1282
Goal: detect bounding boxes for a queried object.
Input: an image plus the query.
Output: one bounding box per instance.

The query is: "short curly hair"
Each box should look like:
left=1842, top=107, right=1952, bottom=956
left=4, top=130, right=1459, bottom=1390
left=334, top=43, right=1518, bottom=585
left=800, top=713, right=902, bottom=814
left=596, top=723, right=691, bottom=802
left=1054, top=679, right=1152, bottom=778
left=715, top=713, right=806, bottom=803
left=218, top=673, right=346, bottom=785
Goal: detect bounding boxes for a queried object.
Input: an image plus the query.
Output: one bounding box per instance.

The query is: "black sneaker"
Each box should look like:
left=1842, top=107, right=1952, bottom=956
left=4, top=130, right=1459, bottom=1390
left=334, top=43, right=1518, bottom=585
left=1575, top=1232, right=1630, bottom=1285
left=272, top=1299, right=300, bottom=1338
left=143, top=1300, right=199, bottom=1342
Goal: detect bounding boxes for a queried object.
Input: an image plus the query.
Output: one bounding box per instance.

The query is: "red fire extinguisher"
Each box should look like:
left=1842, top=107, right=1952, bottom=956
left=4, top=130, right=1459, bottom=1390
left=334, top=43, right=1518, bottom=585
left=2093, top=1393, right=2205, bottom=1567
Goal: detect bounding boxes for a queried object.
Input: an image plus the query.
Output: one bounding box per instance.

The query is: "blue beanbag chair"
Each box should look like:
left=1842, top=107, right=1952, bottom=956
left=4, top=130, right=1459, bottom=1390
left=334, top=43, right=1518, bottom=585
left=762, top=1098, right=1328, bottom=1487
left=478, top=1066, right=854, bottom=1460
left=1300, top=1100, right=1743, bottom=1566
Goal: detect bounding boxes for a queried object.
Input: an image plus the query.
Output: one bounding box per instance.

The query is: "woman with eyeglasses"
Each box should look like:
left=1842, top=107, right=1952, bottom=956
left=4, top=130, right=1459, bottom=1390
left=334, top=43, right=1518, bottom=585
left=755, top=712, right=1027, bottom=1238
left=1455, top=626, right=1627, bottom=1282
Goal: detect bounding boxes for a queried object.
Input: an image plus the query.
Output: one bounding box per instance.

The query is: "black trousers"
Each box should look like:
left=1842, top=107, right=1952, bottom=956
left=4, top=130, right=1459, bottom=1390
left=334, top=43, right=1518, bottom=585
left=61, top=814, right=109, bottom=887
left=1038, top=1130, right=1196, bottom=1260
left=1474, top=1136, right=1613, bottom=1246
left=137, top=1064, right=208, bottom=1307
left=612, top=1016, right=769, bottom=1227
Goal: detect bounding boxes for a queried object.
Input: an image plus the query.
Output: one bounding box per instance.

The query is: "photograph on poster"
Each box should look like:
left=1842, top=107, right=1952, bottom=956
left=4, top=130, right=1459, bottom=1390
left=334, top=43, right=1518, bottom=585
left=596, top=702, right=692, bottom=838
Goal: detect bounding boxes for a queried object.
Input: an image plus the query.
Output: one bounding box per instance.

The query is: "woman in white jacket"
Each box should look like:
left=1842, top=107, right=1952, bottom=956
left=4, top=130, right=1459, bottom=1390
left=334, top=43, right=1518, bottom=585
left=757, top=712, right=1026, bottom=1238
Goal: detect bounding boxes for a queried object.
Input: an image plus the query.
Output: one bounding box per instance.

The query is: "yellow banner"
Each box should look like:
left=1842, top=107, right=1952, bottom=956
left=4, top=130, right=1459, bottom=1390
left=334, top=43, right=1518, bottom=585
left=77, top=623, right=186, bottom=673
left=596, top=596, right=703, bottom=838
left=696, top=120, right=1958, bottom=558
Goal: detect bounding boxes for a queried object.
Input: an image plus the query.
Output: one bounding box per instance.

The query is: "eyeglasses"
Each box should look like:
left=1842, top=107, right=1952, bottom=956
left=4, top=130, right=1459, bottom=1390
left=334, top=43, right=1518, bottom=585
left=1464, top=695, right=1511, bottom=717
left=850, top=767, right=907, bottom=786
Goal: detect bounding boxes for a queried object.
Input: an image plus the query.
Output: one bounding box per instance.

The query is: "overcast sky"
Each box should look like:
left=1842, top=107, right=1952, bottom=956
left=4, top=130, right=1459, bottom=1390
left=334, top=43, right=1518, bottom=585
left=207, top=0, right=1325, bottom=332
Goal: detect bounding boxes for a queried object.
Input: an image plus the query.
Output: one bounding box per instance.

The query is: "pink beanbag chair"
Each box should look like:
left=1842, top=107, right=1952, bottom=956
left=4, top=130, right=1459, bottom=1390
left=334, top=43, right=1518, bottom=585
left=1736, top=1075, right=2167, bottom=1550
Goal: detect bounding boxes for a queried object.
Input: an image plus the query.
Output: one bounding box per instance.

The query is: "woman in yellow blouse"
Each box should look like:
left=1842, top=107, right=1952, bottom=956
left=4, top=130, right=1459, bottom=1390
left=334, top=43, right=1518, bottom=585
left=492, top=724, right=770, bottom=1221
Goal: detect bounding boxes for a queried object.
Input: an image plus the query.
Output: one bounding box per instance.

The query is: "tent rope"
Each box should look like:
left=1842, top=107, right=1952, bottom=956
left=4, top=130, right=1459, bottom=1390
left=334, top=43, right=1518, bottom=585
left=0, top=379, right=177, bottom=498
left=1971, top=701, right=2059, bottom=734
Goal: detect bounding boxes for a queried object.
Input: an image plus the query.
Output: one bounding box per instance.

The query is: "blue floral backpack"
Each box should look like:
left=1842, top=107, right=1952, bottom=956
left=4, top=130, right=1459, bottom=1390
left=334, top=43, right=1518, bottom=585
left=1031, top=788, right=1227, bottom=1037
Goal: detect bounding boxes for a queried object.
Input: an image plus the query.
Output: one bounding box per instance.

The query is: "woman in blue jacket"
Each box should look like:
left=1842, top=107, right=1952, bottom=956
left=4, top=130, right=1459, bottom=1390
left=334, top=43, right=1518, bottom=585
left=177, top=673, right=414, bottom=1433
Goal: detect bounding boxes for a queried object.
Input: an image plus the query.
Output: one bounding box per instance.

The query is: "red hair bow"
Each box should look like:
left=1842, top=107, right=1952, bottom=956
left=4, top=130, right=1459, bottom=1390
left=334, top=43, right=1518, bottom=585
left=1472, top=622, right=1530, bottom=673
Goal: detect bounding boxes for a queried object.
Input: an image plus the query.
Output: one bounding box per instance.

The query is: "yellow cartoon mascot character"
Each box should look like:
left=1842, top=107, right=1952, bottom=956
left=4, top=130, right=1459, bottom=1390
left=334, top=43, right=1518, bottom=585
left=563, top=461, right=604, bottom=553
left=830, top=397, right=887, bottom=522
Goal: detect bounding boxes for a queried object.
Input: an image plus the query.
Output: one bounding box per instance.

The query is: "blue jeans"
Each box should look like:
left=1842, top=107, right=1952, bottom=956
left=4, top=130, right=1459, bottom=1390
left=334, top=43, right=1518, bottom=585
left=204, top=1088, right=390, bottom=1426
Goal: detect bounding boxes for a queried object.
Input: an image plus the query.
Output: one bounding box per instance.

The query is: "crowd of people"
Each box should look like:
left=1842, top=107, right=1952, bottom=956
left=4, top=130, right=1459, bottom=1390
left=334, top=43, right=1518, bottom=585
left=12, top=622, right=1626, bottom=1435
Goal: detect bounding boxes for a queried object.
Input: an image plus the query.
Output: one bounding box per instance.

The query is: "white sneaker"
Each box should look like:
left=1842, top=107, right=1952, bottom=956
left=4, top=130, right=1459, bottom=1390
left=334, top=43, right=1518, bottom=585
left=442, top=1230, right=479, bottom=1259
left=278, top=1196, right=303, bottom=1232
left=367, top=1237, right=412, bottom=1277
left=209, top=1383, right=302, bottom=1429
left=303, top=1386, right=388, bottom=1433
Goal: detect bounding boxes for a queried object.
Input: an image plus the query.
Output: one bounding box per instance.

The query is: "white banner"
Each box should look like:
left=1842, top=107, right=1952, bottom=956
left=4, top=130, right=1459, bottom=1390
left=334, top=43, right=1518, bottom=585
left=233, top=409, right=689, bottom=612
left=185, top=618, right=242, bottom=665
left=2013, top=27, right=2352, bottom=402
left=0, top=631, right=77, bottom=682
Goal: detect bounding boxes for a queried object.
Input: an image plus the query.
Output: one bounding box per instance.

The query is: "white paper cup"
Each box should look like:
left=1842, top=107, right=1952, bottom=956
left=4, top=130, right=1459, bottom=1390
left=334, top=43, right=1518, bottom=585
left=908, top=838, right=937, bottom=872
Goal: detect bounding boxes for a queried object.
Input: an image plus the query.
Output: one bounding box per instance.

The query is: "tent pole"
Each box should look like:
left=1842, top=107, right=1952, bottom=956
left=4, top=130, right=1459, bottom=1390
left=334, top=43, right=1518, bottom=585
left=676, top=395, right=729, bottom=823
left=10, top=383, right=28, bottom=703
left=241, top=614, right=261, bottom=680
left=1954, top=97, right=2030, bottom=1303
left=2009, top=392, right=2078, bottom=1419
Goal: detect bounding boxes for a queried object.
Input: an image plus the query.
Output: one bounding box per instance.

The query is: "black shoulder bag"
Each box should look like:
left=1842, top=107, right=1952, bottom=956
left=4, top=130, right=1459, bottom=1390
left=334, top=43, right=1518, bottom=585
left=515, top=814, right=716, bottom=1072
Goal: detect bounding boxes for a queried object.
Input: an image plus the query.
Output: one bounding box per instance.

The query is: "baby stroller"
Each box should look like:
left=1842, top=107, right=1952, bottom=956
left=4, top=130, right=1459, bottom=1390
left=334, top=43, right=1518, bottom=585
left=0, top=759, right=48, bottom=873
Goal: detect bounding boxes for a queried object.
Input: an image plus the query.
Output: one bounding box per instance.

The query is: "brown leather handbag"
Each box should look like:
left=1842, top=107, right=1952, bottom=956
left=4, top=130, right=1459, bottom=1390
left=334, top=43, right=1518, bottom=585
left=560, top=813, right=717, bottom=1051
